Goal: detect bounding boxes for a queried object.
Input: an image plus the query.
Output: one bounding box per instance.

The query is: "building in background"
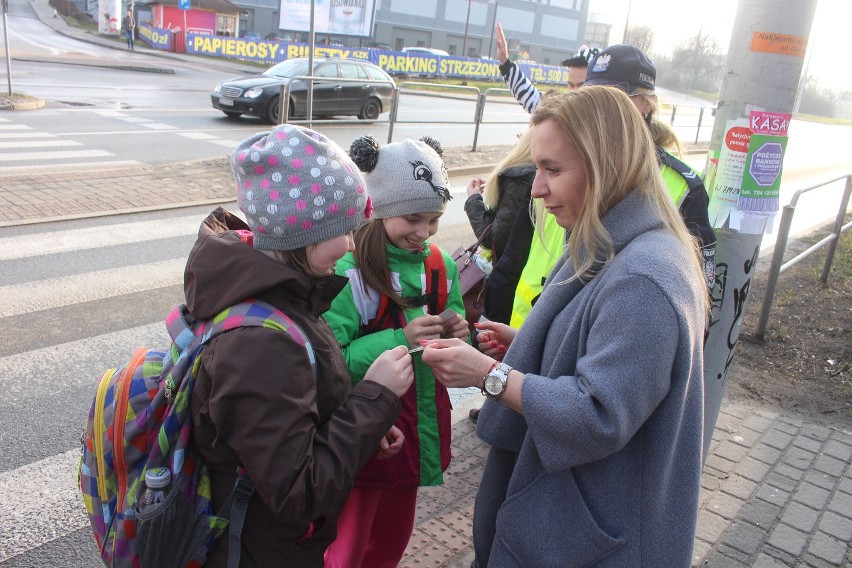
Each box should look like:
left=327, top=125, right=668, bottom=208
left=224, top=0, right=599, bottom=64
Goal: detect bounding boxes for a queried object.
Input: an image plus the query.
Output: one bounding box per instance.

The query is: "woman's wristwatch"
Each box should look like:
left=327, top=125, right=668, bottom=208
left=481, top=362, right=513, bottom=400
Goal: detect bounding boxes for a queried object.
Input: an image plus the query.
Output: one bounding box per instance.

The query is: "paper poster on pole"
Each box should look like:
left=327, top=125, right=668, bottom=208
left=98, top=0, right=122, bottom=35
left=707, top=118, right=751, bottom=228
left=730, top=134, right=787, bottom=233
left=279, top=0, right=376, bottom=37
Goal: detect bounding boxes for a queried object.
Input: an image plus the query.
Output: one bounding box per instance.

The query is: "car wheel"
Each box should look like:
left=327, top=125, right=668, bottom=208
left=222, top=111, right=242, bottom=119
left=266, top=96, right=281, bottom=124
left=359, top=98, right=382, bottom=120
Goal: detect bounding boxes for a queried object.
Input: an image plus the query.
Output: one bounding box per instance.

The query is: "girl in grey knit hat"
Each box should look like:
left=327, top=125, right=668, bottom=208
left=323, top=135, right=469, bottom=568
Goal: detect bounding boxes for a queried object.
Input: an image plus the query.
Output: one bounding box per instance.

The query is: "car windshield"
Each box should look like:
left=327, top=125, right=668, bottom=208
left=262, top=59, right=323, bottom=79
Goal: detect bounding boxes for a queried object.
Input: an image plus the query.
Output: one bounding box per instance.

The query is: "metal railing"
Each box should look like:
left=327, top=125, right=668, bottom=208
left=754, top=174, right=852, bottom=339
left=278, top=78, right=715, bottom=148
left=666, top=103, right=716, bottom=144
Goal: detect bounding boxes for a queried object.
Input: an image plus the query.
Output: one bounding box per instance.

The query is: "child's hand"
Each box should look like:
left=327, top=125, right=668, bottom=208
left=376, top=425, right=404, bottom=460
left=442, top=314, right=469, bottom=340
left=403, top=314, right=444, bottom=345
left=363, top=346, right=413, bottom=398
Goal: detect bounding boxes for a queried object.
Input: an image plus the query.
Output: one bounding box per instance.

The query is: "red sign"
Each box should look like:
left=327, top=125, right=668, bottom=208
left=725, top=126, right=752, bottom=153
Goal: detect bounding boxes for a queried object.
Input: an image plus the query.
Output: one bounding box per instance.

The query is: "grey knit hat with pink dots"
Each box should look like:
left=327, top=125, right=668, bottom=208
left=232, top=124, right=371, bottom=251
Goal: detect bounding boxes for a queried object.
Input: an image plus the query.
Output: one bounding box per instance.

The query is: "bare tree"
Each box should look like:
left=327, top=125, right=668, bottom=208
left=667, top=30, right=724, bottom=94
left=624, top=25, right=654, bottom=54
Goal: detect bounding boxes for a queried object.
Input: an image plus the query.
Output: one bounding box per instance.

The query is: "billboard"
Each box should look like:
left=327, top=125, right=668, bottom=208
left=278, top=0, right=376, bottom=37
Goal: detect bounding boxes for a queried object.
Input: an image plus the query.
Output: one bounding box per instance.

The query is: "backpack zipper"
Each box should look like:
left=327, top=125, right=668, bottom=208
left=113, top=348, right=148, bottom=511
left=92, top=367, right=117, bottom=503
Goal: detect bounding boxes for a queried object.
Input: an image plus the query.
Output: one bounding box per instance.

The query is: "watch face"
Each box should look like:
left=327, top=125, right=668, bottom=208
left=484, top=374, right=504, bottom=395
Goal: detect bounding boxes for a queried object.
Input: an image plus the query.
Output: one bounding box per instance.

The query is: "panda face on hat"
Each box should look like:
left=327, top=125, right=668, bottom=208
left=349, top=135, right=452, bottom=220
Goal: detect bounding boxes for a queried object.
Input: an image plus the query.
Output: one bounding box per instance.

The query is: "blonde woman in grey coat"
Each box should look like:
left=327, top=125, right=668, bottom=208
left=422, top=86, right=708, bottom=567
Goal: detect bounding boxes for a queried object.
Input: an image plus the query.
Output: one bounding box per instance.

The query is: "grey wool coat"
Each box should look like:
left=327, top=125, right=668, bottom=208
left=474, top=191, right=707, bottom=567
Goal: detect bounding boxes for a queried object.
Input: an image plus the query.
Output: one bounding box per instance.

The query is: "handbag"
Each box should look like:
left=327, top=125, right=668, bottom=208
left=451, top=225, right=492, bottom=336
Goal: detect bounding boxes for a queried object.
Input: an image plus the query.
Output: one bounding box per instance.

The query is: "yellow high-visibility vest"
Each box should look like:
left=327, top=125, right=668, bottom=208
left=509, top=212, right=564, bottom=328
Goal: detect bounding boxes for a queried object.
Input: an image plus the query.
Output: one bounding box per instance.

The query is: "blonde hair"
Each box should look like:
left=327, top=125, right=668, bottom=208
left=630, top=87, right=685, bottom=157
left=483, top=128, right=534, bottom=210
left=531, top=86, right=707, bottom=312
left=483, top=128, right=555, bottom=254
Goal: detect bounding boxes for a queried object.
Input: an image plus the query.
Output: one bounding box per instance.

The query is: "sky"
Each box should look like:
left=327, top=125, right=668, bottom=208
left=587, top=0, right=852, bottom=92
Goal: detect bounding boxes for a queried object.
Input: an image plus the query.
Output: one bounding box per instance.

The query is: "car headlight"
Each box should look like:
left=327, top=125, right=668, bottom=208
left=244, top=87, right=264, bottom=99
left=213, top=83, right=222, bottom=94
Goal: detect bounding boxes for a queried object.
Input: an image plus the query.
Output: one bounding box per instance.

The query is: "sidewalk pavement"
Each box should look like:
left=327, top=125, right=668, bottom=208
left=7, top=3, right=852, bottom=566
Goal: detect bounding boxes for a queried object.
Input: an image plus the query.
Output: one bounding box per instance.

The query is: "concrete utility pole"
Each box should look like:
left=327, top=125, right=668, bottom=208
left=701, top=0, right=818, bottom=460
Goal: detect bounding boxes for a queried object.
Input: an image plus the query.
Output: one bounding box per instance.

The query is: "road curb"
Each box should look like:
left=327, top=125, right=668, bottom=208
left=0, top=97, right=46, bottom=111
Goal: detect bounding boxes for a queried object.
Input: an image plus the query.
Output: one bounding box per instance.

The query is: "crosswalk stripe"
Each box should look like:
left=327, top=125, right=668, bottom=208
left=0, top=132, right=56, bottom=139
left=210, top=139, right=241, bottom=149
left=176, top=132, right=219, bottom=140
left=0, top=258, right=185, bottom=317
left=0, top=450, right=88, bottom=560
left=0, top=214, right=204, bottom=261
left=0, top=124, right=32, bottom=130
left=0, top=140, right=83, bottom=149
left=0, top=149, right=113, bottom=162
left=143, top=123, right=179, bottom=130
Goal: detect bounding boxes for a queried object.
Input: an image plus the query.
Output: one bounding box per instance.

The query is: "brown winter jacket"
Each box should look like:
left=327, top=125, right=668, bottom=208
left=186, top=208, right=402, bottom=567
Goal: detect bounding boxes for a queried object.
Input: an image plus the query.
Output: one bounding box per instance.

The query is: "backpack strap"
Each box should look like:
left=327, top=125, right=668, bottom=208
left=364, top=245, right=448, bottom=332
left=424, top=243, right=448, bottom=315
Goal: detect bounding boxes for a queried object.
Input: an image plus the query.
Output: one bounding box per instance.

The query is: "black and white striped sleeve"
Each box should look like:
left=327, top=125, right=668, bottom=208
left=499, top=59, right=541, bottom=115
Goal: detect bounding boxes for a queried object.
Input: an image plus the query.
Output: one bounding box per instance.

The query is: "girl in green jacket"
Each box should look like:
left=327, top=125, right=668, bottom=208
left=324, top=135, right=468, bottom=568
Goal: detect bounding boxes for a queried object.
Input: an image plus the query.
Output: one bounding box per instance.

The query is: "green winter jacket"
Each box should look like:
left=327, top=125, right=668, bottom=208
left=324, top=243, right=466, bottom=487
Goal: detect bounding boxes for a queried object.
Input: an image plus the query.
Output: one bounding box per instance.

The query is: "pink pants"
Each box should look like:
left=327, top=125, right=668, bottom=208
left=324, top=486, right=419, bottom=568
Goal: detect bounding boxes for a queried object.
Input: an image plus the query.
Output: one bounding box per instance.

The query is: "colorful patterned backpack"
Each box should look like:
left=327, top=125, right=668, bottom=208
left=78, top=299, right=314, bottom=568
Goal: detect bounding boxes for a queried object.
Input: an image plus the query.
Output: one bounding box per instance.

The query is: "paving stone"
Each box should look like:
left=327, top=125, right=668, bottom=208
left=739, top=498, right=782, bottom=529
left=737, top=456, right=773, bottom=483
left=800, top=422, right=831, bottom=442
left=726, top=427, right=762, bottom=448
left=826, top=490, right=852, bottom=517
left=751, top=443, right=783, bottom=465
left=721, top=474, right=758, bottom=501
left=792, top=482, right=832, bottom=510
left=782, top=445, right=817, bottom=470
left=762, top=428, right=795, bottom=451
left=807, top=531, right=848, bottom=565
left=692, top=538, right=713, bottom=566
left=771, top=417, right=801, bottom=435
left=697, top=509, right=732, bottom=543
left=839, top=475, right=852, bottom=495
left=822, top=440, right=852, bottom=463
left=755, top=484, right=791, bottom=508
left=818, top=510, right=852, bottom=542
left=722, top=520, right=767, bottom=555
left=780, top=501, right=820, bottom=533
left=765, top=470, right=799, bottom=492
left=792, top=432, right=823, bottom=452
left=812, top=454, right=847, bottom=477
left=705, top=452, right=737, bottom=475
left=767, top=523, right=808, bottom=557
left=804, top=469, right=838, bottom=491
left=700, top=550, right=749, bottom=568
left=751, top=553, right=789, bottom=567
left=773, top=462, right=806, bottom=482
left=706, top=490, right=746, bottom=520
